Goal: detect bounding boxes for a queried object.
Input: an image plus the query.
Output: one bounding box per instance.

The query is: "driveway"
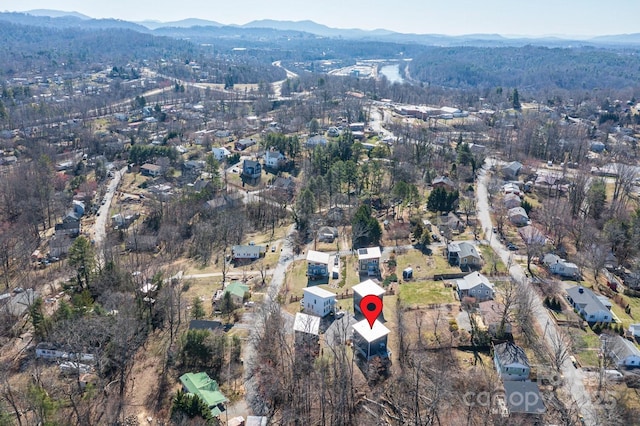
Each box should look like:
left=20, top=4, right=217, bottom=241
left=476, top=160, right=597, bottom=425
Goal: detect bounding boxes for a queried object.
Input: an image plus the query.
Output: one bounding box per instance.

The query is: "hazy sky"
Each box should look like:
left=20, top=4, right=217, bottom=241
left=5, top=0, right=640, bottom=36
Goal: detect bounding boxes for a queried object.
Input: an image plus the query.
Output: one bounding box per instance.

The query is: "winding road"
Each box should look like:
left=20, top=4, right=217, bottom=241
left=476, top=160, right=597, bottom=425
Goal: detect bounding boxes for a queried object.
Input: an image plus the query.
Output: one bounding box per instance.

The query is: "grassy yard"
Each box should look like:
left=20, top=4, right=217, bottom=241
left=395, top=249, right=430, bottom=280
left=398, top=280, right=456, bottom=307
left=571, top=327, right=602, bottom=368
left=478, top=244, right=507, bottom=275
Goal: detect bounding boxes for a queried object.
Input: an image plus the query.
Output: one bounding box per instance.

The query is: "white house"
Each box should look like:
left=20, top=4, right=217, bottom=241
left=36, top=343, right=95, bottom=364
left=357, top=247, right=381, bottom=276
left=212, top=147, right=231, bottom=161
left=353, top=279, right=385, bottom=316
left=264, top=149, right=286, bottom=169
left=602, top=334, right=640, bottom=368
left=543, top=254, right=579, bottom=279
left=502, top=182, right=521, bottom=196
left=629, top=324, right=640, bottom=337
left=507, top=207, right=529, bottom=226
left=456, top=272, right=495, bottom=301
left=493, top=342, right=530, bottom=381
left=352, top=319, right=390, bottom=360
left=231, top=244, right=266, bottom=261
left=302, top=286, right=336, bottom=317
left=566, top=286, right=612, bottom=323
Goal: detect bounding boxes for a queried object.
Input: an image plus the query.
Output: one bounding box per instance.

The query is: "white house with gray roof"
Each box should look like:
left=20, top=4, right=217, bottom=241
left=493, top=342, right=530, bottom=381
left=602, top=334, right=640, bottom=368
left=566, top=286, right=612, bottom=323
left=543, top=253, right=579, bottom=279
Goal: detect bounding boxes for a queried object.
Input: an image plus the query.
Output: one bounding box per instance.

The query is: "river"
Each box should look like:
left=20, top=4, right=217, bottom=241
left=379, top=64, right=404, bottom=84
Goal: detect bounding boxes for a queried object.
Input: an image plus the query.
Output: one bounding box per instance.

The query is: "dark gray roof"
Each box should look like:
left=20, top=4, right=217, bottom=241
left=494, top=342, right=529, bottom=368
left=447, top=241, right=480, bottom=259
left=189, top=320, right=225, bottom=332
left=503, top=381, right=546, bottom=414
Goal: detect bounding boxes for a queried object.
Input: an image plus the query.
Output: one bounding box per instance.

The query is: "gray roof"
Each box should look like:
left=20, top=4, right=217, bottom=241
left=502, top=161, right=523, bottom=174
left=494, top=342, right=529, bottom=368
left=447, top=241, right=480, bottom=259
left=566, top=286, right=611, bottom=317
left=603, top=334, right=640, bottom=363
left=503, top=381, right=546, bottom=414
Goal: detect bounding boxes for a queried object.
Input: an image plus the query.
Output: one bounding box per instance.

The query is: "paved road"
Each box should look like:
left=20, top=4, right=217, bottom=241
left=476, top=160, right=597, bottom=425
left=94, top=167, right=127, bottom=264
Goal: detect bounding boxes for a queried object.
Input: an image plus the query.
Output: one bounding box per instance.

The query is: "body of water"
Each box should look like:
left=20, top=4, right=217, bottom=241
left=379, top=64, right=404, bottom=84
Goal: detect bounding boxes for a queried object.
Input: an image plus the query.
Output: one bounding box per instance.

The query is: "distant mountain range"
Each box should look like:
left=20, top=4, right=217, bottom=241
left=10, top=9, right=640, bottom=47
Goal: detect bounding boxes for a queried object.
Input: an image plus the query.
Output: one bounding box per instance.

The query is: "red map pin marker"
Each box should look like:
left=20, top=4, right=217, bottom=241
left=360, top=294, right=383, bottom=329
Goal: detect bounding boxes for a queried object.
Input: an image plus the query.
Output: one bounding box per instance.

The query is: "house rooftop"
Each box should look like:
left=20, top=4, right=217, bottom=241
left=303, top=286, right=336, bottom=299
left=352, top=279, right=385, bottom=297
left=494, top=341, right=529, bottom=368
left=179, top=372, right=227, bottom=414
left=566, top=286, right=611, bottom=317
left=602, top=334, right=640, bottom=363
left=352, top=319, right=390, bottom=342
left=293, top=312, right=320, bottom=335
left=503, top=381, right=546, bottom=414
left=447, top=241, right=480, bottom=259
left=224, top=281, right=249, bottom=299
left=456, top=272, right=494, bottom=291
left=307, top=250, right=330, bottom=265
left=357, top=247, right=381, bottom=261
left=189, top=320, right=225, bottom=332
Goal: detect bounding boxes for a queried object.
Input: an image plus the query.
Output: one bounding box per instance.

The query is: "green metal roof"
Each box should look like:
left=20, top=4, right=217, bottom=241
left=224, top=281, right=249, bottom=299
left=179, top=372, right=228, bottom=412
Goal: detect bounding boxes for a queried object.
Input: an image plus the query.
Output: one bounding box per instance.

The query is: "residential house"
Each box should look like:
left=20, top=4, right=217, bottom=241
left=246, top=417, right=268, bottom=426
left=232, top=244, right=266, bottom=261
left=349, top=122, right=365, bottom=132
left=438, top=213, right=466, bottom=234
left=432, top=176, right=456, bottom=191
left=357, top=247, right=382, bottom=276
left=302, top=286, right=336, bottom=317
left=352, top=319, right=390, bottom=360
left=518, top=226, right=546, bottom=247
left=307, top=250, right=330, bottom=279
left=35, top=343, right=95, bottom=364
left=629, top=324, right=640, bottom=338
left=182, top=160, right=206, bottom=180
left=270, top=176, right=296, bottom=200
left=542, top=254, right=579, bottom=279
left=205, top=191, right=244, bottom=211
left=502, top=161, right=523, bottom=179
left=55, top=219, right=80, bottom=238
left=264, top=149, right=286, bottom=170
left=140, top=163, right=162, bottom=177
left=326, top=127, right=341, bottom=137
left=507, top=207, right=529, bottom=226
left=590, top=141, right=606, bottom=153
left=447, top=241, right=482, bottom=268
left=241, top=159, right=262, bottom=183
left=456, top=272, right=495, bottom=301
left=602, top=334, right=640, bottom=368
left=493, top=342, right=530, bottom=381
left=179, top=372, right=228, bottom=417
left=235, top=138, right=256, bottom=151
left=306, top=135, right=328, bottom=148
left=293, top=312, right=321, bottom=358
left=223, top=281, right=250, bottom=306
left=503, top=193, right=522, bottom=209
left=212, top=147, right=231, bottom=161
left=353, top=279, right=385, bottom=316
left=4, top=289, right=37, bottom=317
left=566, top=286, right=612, bottom=323
left=502, top=182, right=521, bottom=196
left=49, top=234, right=73, bottom=257
left=502, top=381, right=546, bottom=415
left=72, top=200, right=85, bottom=218
left=479, top=300, right=512, bottom=337
left=189, top=320, right=226, bottom=333
left=317, top=226, right=338, bottom=243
